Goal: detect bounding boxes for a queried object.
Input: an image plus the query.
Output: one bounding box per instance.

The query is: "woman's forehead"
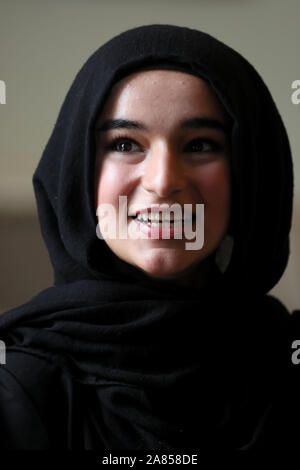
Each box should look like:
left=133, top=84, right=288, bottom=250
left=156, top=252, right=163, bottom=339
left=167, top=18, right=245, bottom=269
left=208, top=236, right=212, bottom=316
left=96, top=68, right=230, bottom=127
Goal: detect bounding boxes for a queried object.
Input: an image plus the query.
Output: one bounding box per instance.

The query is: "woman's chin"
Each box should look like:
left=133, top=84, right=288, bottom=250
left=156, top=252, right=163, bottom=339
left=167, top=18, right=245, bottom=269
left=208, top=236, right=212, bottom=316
left=135, top=256, right=195, bottom=280
left=134, top=252, right=219, bottom=287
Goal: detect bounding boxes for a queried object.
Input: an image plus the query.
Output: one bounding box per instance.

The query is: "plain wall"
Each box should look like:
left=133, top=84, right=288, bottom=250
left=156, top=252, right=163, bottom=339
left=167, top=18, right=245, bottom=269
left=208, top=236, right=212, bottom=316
left=0, top=0, right=299, bottom=313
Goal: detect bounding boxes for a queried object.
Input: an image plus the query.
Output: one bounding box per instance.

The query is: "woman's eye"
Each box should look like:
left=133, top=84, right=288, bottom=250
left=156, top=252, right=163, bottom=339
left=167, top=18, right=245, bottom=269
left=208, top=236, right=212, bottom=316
left=104, top=136, right=222, bottom=155
left=106, top=137, right=140, bottom=153
left=187, top=138, right=222, bottom=153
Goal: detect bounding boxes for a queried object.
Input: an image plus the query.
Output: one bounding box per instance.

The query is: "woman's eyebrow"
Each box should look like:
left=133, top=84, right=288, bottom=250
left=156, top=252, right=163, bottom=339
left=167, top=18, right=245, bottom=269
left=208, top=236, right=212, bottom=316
left=95, top=117, right=229, bottom=134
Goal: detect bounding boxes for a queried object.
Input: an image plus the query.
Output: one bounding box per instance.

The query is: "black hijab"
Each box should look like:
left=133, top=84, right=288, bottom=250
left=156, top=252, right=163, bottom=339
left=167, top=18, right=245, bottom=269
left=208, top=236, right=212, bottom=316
left=0, top=24, right=297, bottom=453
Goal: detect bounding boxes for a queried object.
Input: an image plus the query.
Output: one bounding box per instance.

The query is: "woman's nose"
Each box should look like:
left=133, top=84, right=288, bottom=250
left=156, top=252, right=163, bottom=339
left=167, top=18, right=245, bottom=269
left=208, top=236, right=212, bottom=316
left=141, top=143, right=187, bottom=198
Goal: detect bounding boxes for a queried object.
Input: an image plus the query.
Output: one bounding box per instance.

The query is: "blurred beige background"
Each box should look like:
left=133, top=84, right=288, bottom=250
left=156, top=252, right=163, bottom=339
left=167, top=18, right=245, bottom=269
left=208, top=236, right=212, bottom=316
left=0, top=0, right=299, bottom=314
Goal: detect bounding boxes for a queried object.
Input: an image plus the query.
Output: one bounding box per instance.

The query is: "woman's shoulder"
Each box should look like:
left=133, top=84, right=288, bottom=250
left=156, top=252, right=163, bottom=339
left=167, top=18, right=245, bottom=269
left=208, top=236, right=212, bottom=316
left=0, top=350, right=69, bottom=449
left=1, top=348, right=63, bottom=380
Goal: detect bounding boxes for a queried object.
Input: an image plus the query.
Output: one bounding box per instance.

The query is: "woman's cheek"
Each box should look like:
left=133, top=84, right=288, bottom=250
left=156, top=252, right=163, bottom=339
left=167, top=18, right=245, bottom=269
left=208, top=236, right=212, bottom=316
left=195, top=162, right=231, bottom=205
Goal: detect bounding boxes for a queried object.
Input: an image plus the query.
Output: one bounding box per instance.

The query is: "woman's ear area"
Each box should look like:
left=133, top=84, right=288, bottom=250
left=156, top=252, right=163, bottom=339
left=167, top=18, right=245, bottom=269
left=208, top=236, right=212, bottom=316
left=93, top=124, right=102, bottom=214
left=94, top=114, right=102, bottom=153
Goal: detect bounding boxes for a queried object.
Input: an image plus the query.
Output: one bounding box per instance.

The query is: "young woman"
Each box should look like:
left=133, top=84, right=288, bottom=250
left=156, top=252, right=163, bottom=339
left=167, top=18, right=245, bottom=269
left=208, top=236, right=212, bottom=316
left=0, top=24, right=299, bottom=458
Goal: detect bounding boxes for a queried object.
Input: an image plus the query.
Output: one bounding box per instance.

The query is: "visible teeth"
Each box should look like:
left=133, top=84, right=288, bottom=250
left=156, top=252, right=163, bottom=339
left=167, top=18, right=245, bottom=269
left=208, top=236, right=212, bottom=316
left=136, top=213, right=185, bottom=222
left=148, top=213, right=160, bottom=221
left=136, top=213, right=188, bottom=225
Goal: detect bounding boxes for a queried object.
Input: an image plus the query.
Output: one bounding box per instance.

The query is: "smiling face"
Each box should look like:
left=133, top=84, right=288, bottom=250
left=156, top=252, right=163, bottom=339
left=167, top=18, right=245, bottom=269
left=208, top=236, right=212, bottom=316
left=94, top=69, right=231, bottom=285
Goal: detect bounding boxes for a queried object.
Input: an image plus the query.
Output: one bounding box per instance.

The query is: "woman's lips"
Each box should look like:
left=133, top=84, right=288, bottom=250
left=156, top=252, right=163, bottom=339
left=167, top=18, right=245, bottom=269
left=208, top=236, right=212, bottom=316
left=131, top=216, right=195, bottom=240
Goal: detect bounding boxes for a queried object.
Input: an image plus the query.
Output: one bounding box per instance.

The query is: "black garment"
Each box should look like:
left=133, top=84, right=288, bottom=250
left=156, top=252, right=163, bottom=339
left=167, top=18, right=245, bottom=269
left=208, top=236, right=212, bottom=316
left=0, top=24, right=299, bottom=457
